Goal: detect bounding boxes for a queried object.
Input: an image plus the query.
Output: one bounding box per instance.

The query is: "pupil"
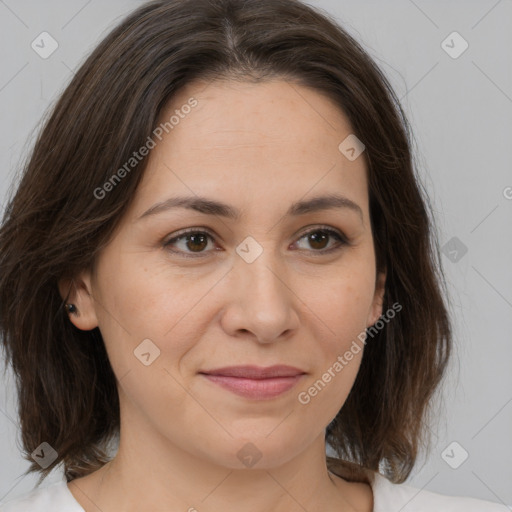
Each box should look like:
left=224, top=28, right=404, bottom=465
left=309, top=231, right=328, bottom=250
left=187, top=234, right=207, bottom=252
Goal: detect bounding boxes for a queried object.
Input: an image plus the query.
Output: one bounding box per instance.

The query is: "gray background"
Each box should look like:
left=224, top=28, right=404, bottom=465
left=0, top=0, right=511, bottom=507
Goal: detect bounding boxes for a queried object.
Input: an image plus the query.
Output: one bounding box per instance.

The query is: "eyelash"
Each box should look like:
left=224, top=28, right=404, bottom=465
left=162, top=225, right=349, bottom=259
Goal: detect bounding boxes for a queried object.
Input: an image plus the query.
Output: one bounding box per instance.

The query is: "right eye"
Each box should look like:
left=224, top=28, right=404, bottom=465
left=163, top=228, right=220, bottom=258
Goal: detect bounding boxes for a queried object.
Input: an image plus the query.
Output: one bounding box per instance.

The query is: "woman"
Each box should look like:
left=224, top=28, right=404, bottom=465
left=0, top=0, right=507, bottom=510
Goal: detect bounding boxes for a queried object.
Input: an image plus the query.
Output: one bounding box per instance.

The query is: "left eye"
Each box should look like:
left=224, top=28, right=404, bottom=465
left=294, top=228, right=347, bottom=253
left=163, top=227, right=347, bottom=258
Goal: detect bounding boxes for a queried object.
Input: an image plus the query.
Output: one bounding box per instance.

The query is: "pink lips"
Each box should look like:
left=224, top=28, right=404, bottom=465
left=199, top=365, right=306, bottom=400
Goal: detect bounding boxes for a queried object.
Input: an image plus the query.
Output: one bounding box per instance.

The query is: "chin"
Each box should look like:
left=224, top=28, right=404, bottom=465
left=194, top=429, right=312, bottom=471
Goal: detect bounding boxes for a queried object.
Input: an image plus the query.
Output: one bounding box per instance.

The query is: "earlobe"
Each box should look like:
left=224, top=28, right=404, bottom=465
left=58, top=272, right=99, bottom=331
left=367, top=270, right=386, bottom=327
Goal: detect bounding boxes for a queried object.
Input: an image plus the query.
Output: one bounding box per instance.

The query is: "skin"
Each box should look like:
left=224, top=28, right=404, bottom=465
left=60, top=78, right=386, bottom=512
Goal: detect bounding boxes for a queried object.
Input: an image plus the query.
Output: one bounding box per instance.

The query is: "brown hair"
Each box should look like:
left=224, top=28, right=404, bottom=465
left=0, top=0, right=451, bottom=486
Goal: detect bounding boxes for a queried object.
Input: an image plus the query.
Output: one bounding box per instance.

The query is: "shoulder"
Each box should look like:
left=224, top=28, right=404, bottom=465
left=370, top=471, right=510, bottom=512
left=0, top=479, right=84, bottom=512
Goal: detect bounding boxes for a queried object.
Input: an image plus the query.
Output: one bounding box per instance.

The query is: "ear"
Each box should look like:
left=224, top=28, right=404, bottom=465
left=367, top=270, right=386, bottom=327
left=58, top=271, right=99, bottom=331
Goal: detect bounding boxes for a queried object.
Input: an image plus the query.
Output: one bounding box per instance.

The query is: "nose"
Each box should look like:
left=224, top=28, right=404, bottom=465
left=219, top=247, right=300, bottom=344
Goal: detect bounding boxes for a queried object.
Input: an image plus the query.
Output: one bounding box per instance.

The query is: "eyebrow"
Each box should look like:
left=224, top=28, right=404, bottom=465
left=137, top=193, right=363, bottom=222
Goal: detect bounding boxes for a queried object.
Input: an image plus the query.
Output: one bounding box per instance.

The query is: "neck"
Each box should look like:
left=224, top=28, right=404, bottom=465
left=68, top=392, right=369, bottom=512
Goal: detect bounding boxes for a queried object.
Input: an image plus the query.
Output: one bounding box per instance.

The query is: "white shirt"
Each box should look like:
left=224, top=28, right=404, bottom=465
left=0, top=471, right=509, bottom=511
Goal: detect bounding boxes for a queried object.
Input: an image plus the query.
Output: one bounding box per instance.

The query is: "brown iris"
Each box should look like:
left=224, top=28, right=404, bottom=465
left=307, top=230, right=330, bottom=250
left=184, top=233, right=209, bottom=252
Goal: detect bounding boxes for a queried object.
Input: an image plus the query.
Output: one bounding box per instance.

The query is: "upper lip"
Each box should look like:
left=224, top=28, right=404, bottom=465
left=199, top=365, right=306, bottom=379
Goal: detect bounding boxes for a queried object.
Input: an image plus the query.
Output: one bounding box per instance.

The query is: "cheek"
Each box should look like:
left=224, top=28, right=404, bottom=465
left=93, top=249, right=221, bottom=374
left=91, top=254, right=205, bottom=425
left=306, top=259, right=376, bottom=353
left=293, top=285, right=370, bottom=429
left=294, top=260, right=375, bottom=411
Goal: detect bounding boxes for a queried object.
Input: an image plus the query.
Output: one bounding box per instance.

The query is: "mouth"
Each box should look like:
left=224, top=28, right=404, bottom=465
left=199, top=365, right=306, bottom=400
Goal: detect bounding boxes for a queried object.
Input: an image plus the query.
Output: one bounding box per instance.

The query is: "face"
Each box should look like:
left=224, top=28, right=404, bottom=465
left=62, top=79, right=385, bottom=470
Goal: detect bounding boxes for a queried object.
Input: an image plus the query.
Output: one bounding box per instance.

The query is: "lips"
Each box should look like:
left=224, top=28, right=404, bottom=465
left=199, top=365, right=306, bottom=400
left=201, top=365, right=305, bottom=379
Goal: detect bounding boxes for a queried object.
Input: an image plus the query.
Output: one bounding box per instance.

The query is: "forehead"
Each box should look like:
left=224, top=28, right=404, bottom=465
left=164, top=78, right=354, bottom=152
left=130, top=79, right=369, bottom=222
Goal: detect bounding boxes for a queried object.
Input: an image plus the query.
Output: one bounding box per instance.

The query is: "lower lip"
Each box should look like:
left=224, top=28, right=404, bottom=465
left=201, top=374, right=304, bottom=400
